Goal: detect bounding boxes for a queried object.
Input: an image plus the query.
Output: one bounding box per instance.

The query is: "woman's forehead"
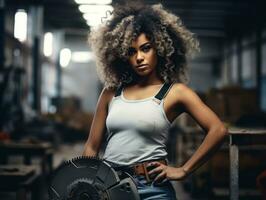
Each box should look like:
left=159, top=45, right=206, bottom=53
left=131, top=33, right=150, bottom=47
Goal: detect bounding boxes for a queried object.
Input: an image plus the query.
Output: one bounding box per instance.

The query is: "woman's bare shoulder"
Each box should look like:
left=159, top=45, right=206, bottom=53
left=100, top=87, right=117, bottom=104
left=170, top=83, right=191, bottom=96
left=169, top=83, right=197, bottom=103
left=172, top=83, right=190, bottom=91
left=102, top=87, right=116, bottom=95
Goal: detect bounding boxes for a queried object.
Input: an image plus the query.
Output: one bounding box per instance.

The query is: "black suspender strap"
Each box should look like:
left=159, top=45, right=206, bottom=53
left=154, top=82, right=173, bottom=103
left=114, top=84, right=123, bottom=97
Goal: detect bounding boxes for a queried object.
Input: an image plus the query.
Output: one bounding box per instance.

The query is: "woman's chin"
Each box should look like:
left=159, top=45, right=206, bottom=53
left=135, top=69, right=152, bottom=76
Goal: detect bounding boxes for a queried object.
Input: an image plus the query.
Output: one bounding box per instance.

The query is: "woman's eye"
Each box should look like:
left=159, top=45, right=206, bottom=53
left=142, top=45, right=151, bottom=52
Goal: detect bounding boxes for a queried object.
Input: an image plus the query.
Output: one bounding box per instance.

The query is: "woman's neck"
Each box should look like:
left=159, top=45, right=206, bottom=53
left=131, top=77, right=164, bottom=87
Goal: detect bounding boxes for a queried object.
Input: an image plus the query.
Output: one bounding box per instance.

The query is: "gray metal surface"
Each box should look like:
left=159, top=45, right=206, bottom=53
left=229, top=138, right=239, bottom=200
left=229, top=128, right=266, bottom=200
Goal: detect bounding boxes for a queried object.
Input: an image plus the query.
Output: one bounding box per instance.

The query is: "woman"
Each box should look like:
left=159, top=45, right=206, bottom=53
left=83, top=2, right=227, bottom=199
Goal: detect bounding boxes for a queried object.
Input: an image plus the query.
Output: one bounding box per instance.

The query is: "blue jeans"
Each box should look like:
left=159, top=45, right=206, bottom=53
left=133, top=175, right=177, bottom=200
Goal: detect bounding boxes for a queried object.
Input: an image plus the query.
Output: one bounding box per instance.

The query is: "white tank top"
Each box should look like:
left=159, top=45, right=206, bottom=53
left=103, top=83, right=174, bottom=165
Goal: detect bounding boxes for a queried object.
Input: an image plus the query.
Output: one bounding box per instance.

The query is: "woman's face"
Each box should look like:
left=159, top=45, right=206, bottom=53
left=127, top=33, right=158, bottom=77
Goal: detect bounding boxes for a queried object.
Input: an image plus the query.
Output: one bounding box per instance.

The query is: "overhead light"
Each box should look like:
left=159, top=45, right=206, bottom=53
left=14, top=9, right=27, bottom=42
left=43, top=32, right=53, bottom=57
left=86, top=19, right=103, bottom=28
left=83, top=13, right=100, bottom=20
left=83, top=13, right=108, bottom=27
left=83, top=12, right=112, bottom=20
left=72, top=51, right=94, bottom=63
left=60, top=48, right=71, bottom=67
left=74, top=0, right=112, bottom=4
left=78, top=5, right=113, bottom=13
left=82, top=7, right=113, bottom=27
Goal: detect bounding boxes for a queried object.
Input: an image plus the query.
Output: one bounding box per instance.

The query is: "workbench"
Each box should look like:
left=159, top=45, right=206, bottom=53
left=229, top=128, right=266, bottom=200
left=0, top=141, right=53, bottom=176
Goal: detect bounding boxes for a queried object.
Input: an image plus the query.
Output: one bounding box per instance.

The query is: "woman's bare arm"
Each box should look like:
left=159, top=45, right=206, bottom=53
left=147, top=83, right=228, bottom=182
left=176, top=84, right=228, bottom=175
left=82, top=88, right=115, bottom=157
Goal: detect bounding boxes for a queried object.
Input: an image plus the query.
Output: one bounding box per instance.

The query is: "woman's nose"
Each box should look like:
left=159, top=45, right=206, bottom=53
left=136, top=51, right=144, bottom=64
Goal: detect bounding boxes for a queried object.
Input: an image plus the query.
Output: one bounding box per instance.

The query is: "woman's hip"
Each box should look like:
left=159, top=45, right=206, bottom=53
left=134, top=175, right=177, bottom=200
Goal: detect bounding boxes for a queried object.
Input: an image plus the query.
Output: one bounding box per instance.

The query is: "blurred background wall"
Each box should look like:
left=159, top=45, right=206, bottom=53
left=0, top=0, right=266, bottom=200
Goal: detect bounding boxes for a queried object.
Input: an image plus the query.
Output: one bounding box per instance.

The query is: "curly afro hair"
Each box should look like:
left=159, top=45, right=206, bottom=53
left=89, top=2, right=199, bottom=89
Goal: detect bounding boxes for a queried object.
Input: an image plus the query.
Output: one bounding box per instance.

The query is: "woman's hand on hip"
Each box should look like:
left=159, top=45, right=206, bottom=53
left=147, top=161, right=187, bottom=182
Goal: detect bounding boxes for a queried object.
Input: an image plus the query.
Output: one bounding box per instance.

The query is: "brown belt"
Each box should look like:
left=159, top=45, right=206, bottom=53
left=114, top=159, right=167, bottom=183
left=134, top=159, right=167, bottom=183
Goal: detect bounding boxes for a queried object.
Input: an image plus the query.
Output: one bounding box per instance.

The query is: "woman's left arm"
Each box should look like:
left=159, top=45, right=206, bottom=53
left=177, top=84, right=228, bottom=176
left=148, top=84, right=228, bottom=182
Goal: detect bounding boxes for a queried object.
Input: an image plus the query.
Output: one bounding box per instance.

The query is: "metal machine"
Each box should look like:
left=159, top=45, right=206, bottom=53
left=49, top=156, right=140, bottom=200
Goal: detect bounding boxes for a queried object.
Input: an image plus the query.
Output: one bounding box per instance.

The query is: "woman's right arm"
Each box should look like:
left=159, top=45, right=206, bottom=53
left=82, top=87, right=114, bottom=157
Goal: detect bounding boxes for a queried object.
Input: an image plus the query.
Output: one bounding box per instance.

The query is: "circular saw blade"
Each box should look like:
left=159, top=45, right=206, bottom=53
left=49, top=156, right=119, bottom=199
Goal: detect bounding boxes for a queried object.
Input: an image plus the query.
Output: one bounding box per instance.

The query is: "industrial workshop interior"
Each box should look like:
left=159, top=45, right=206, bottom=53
left=0, top=0, right=266, bottom=200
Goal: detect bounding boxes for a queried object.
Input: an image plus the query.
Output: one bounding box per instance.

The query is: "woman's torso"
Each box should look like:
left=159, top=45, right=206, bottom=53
left=103, top=82, right=182, bottom=165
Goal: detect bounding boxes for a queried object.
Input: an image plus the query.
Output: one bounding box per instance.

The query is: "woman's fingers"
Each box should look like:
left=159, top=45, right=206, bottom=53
left=147, top=162, right=170, bottom=182
left=148, top=165, right=163, bottom=175
left=148, top=161, right=161, bottom=166
left=154, top=171, right=166, bottom=182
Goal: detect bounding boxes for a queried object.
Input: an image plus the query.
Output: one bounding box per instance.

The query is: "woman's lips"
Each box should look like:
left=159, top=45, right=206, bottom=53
left=136, top=64, right=148, bottom=69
